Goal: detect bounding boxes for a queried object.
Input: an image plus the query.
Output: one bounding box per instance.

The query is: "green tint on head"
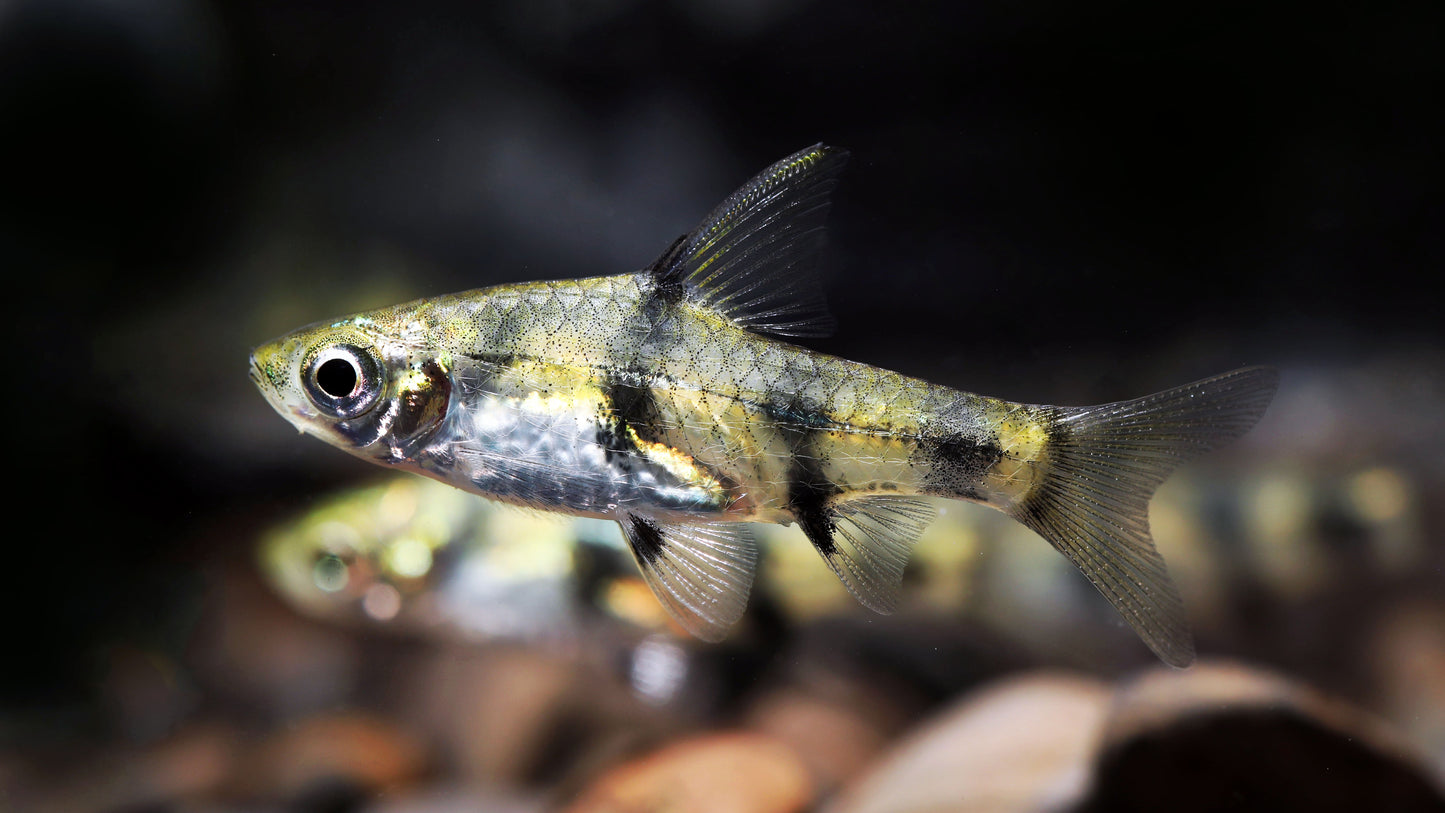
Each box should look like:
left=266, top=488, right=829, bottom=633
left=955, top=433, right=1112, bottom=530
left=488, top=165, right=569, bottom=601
left=250, top=315, right=452, bottom=456
left=249, top=322, right=385, bottom=426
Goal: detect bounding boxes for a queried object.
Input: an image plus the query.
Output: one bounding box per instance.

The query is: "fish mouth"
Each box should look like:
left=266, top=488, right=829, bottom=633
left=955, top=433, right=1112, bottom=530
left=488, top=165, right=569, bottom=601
left=248, top=354, right=267, bottom=391
left=249, top=352, right=289, bottom=415
left=249, top=353, right=284, bottom=410
left=250, top=350, right=321, bottom=434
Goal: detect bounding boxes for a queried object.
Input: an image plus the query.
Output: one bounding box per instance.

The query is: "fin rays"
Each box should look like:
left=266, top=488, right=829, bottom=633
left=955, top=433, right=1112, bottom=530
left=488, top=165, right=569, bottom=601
left=651, top=144, right=849, bottom=338
left=619, top=515, right=758, bottom=642
left=818, top=495, right=938, bottom=614
left=1010, top=367, right=1280, bottom=667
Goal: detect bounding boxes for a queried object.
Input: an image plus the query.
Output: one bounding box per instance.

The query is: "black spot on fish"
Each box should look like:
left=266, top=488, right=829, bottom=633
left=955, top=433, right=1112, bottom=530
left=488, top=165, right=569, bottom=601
left=793, top=491, right=837, bottom=556
left=594, top=429, right=632, bottom=470
left=595, top=378, right=660, bottom=471
left=626, top=514, right=667, bottom=566
left=606, top=378, right=658, bottom=431
left=932, top=435, right=1003, bottom=477
left=922, top=433, right=1003, bottom=499
left=779, top=424, right=841, bottom=557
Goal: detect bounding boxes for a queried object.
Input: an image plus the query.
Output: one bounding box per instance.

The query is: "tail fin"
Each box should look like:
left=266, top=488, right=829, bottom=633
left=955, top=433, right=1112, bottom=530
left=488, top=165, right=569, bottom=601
left=1010, top=367, right=1280, bottom=667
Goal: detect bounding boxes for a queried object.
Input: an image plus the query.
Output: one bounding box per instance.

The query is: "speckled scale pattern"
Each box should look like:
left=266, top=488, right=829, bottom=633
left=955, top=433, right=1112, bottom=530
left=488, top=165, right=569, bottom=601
left=248, top=145, right=1277, bottom=663
left=387, top=271, right=1038, bottom=524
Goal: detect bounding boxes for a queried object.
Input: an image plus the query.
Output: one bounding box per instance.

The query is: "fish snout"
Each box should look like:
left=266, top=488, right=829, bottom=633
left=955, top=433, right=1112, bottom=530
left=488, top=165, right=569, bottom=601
left=248, top=353, right=267, bottom=391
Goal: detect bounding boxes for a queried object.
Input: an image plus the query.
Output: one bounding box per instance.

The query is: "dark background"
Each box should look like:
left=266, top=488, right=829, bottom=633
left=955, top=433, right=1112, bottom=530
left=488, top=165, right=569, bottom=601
left=2, top=0, right=1441, bottom=757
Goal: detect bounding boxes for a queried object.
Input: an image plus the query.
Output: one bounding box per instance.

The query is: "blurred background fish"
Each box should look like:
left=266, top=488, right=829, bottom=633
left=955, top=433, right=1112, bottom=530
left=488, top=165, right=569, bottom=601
left=3, top=0, right=1443, bottom=810
left=256, top=475, right=1016, bottom=642
left=256, top=448, right=1435, bottom=681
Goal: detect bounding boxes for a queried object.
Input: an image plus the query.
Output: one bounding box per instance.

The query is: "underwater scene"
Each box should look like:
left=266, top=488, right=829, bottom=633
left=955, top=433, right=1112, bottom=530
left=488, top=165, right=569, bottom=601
left=4, top=1, right=1443, bottom=811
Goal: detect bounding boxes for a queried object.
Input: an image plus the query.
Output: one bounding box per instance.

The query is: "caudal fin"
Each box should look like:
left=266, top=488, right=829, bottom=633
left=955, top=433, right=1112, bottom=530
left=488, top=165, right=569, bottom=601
left=1010, top=367, right=1280, bottom=667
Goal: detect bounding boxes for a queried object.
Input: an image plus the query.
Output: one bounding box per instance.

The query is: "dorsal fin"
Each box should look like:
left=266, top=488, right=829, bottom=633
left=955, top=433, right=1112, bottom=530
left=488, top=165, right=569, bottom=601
left=648, top=144, right=849, bottom=338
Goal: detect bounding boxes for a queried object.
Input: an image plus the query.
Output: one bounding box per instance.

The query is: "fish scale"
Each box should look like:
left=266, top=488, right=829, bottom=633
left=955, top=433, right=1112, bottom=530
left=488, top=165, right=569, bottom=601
left=252, top=144, right=1278, bottom=665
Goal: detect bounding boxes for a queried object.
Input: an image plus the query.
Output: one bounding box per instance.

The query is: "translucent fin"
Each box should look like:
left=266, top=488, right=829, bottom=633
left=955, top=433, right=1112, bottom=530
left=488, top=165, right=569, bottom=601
left=821, top=496, right=938, bottom=613
left=651, top=144, right=849, bottom=338
left=619, top=514, right=758, bottom=642
left=1011, top=367, right=1280, bottom=667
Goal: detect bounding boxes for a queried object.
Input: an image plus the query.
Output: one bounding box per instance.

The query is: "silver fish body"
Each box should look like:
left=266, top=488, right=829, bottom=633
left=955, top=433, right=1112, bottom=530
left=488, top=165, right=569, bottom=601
left=379, top=274, right=1007, bottom=519
left=252, top=146, right=1279, bottom=665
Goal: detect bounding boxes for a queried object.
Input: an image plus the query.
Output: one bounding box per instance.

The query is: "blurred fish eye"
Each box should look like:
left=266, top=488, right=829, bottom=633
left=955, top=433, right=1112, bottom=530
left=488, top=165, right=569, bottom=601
left=302, top=344, right=383, bottom=419
left=311, top=551, right=350, bottom=593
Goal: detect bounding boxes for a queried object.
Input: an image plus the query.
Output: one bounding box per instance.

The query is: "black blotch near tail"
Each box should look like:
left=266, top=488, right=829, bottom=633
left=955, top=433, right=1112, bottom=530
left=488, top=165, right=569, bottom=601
left=921, top=434, right=1003, bottom=501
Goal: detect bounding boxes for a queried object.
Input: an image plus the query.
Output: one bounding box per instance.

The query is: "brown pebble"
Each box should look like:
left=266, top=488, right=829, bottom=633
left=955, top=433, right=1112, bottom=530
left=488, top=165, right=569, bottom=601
left=1369, top=599, right=1445, bottom=769
left=236, top=713, right=429, bottom=798
left=1101, top=660, right=1424, bottom=767
left=1081, top=661, right=1445, bottom=811
left=9, top=722, right=238, bottom=813
left=399, top=644, right=608, bottom=784
left=745, top=688, right=898, bottom=795
left=563, top=732, right=813, bottom=813
left=828, top=673, right=1113, bottom=813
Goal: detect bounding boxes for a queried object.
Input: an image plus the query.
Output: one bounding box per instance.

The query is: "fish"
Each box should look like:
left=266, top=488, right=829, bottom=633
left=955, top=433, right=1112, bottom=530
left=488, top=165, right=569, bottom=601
left=255, top=474, right=636, bottom=640
left=250, top=144, right=1279, bottom=666
left=257, top=473, right=1017, bottom=642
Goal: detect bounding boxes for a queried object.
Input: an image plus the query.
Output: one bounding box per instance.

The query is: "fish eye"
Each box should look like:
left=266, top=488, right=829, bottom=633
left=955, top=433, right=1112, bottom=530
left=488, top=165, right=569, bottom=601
left=312, top=552, right=350, bottom=593
left=302, top=344, right=383, bottom=419
left=316, top=357, right=357, bottom=399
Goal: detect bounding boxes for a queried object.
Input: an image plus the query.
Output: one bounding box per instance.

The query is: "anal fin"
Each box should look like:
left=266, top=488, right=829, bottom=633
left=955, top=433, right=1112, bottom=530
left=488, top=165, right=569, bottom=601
left=801, top=496, right=938, bottom=614
left=620, top=514, right=758, bottom=642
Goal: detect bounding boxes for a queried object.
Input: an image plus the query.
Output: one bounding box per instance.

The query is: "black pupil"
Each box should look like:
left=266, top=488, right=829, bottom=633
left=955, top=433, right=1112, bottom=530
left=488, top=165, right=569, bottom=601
left=316, top=357, right=359, bottom=398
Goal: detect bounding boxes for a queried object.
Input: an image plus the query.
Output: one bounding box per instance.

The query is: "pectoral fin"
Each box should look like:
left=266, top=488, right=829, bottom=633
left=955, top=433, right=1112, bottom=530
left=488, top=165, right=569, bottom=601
left=620, top=514, right=759, bottom=642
